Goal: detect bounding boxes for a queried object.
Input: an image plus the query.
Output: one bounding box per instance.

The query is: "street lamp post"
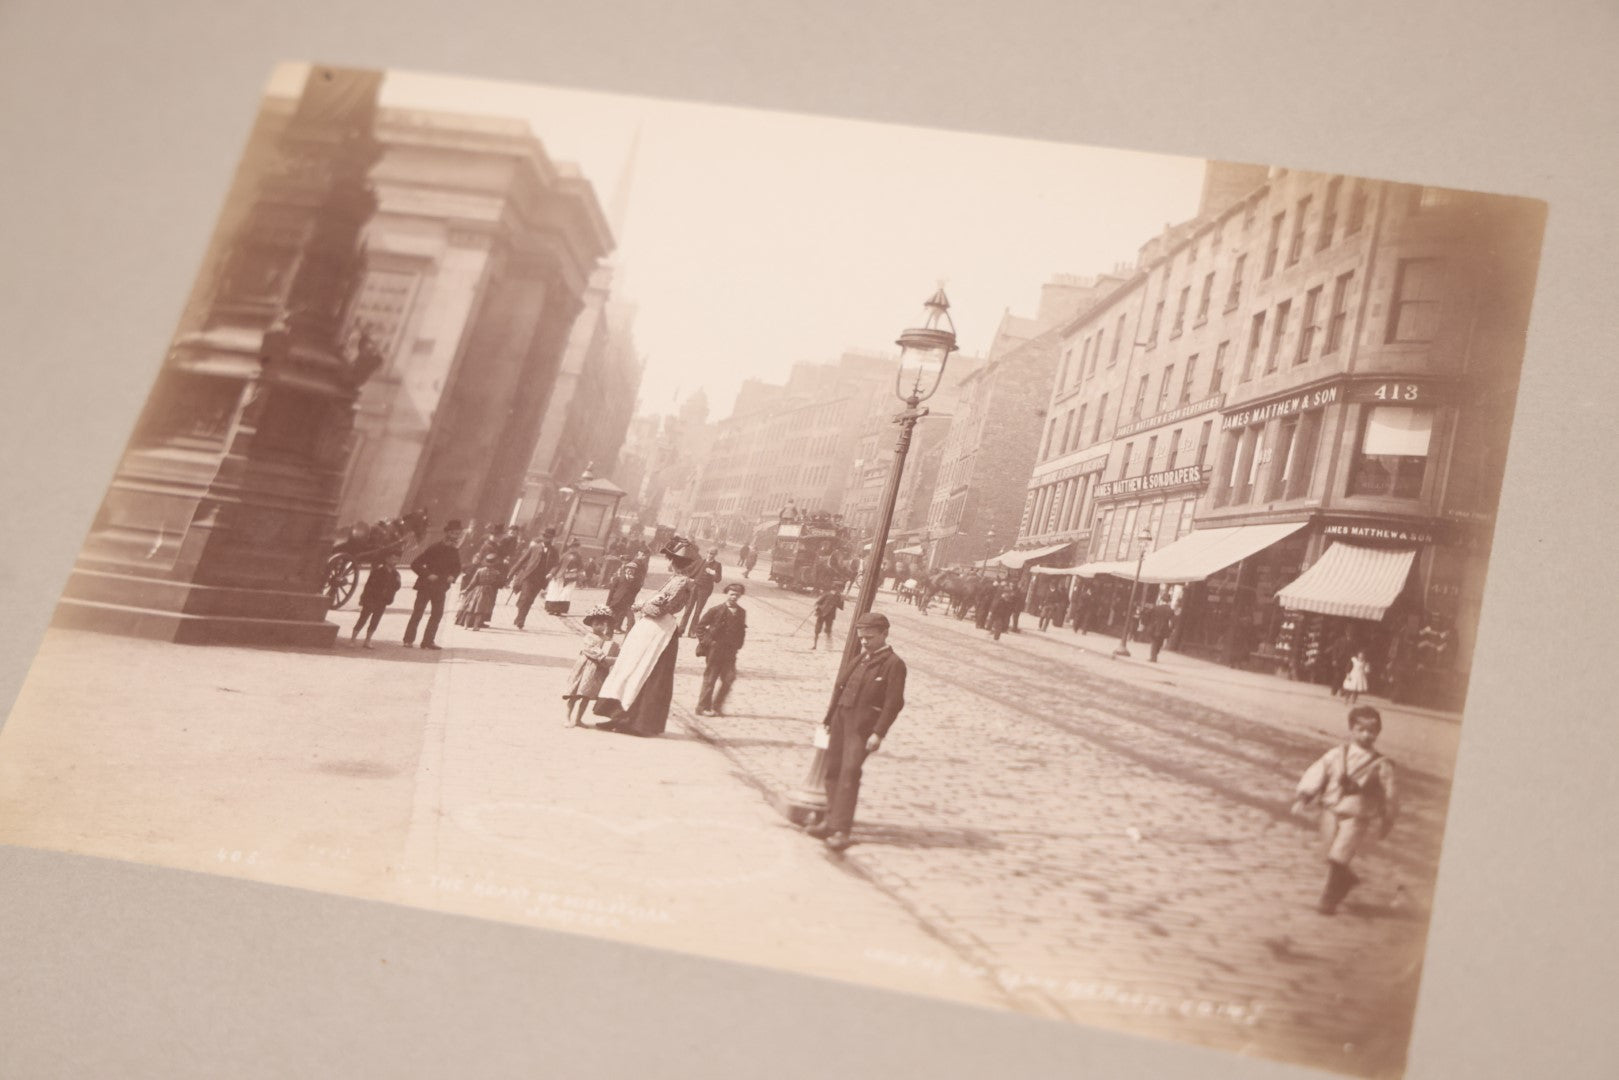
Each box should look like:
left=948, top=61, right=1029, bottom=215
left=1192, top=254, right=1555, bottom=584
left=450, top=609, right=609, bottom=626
left=980, top=527, right=997, bottom=571
left=786, top=288, right=957, bottom=824
left=1111, top=526, right=1154, bottom=659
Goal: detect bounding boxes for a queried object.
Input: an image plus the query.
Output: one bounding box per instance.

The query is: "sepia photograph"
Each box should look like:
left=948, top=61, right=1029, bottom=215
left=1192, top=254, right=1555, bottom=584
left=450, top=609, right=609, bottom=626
left=0, top=59, right=1548, bottom=1078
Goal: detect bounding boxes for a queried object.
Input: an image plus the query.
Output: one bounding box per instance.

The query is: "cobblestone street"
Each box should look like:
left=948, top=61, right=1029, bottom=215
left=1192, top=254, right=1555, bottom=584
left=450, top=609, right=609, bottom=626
left=678, top=580, right=1454, bottom=1078
left=0, top=574, right=1458, bottom=1078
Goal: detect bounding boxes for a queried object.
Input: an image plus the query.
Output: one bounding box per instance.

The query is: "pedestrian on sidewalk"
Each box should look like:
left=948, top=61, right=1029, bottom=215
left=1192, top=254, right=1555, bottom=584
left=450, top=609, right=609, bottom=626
left=562, top=606, right=620, bottom=727
left=739, top=543, right=756, bottom=579
left=1291, top=706, right=1399, bottom=915
left=605, top=562, right=641, bottom=633
left=1342, top=648, right=1371, bottom=704
left=1067, top=584, right=1088, bottom=634
left=807, top=612, right=907, bottom=852
left=1323, top=628, right=1355, bottom=695
left=456, top=552, right=502, bottom=630
left=508, top=528, right=557, bottom=630
left=593, top=537, right=701, bottom=737
left=1146, top=596, right=1176, bottom=662
left=1037, top=587, right=1064, bottom=631
left=403, top=519, right=464, bottom=650
left=679, top=548, right=723, bottom=637
left=544, top=540, right=583, bottom=615
left=350, top=551, right=401, bottom=648
left=694, top=583, right=748, bottom=716
left=811, top=586, right=844, bottom=650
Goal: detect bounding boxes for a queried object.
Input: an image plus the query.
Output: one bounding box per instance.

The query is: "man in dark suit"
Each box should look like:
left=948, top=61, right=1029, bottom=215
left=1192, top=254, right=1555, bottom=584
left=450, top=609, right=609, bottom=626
left=694, top=582, right=748, bottom=716
left=1146, top=596, right=1177, bottom=662
left=403, top=519, right=464, bottom=650
left=508, top=528, right=557, bottom=629
left=679, top=548, right=724, bottom=636
left=808, top=611, right=908, bottom=852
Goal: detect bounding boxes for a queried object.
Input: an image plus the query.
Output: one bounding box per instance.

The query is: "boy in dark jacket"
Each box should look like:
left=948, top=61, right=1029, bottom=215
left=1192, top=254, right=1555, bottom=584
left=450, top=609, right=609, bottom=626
left=605, top=563, right=642, bottom=632
left=352, top=551, right=402, bottom=648
left=694, top=583, right=748, bottom=716
left=811, top=587, right=845, bottom=650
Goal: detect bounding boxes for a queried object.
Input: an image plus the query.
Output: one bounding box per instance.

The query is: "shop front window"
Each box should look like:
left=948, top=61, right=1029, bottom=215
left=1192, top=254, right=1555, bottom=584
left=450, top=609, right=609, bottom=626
left=1348, top=406, right=1433, bottom=498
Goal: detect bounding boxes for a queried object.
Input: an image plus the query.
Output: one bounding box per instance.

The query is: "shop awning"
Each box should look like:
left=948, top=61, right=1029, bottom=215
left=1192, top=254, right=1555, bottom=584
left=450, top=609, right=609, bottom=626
left=1135, top=521, right=1310, bottom=584
left=988, top=541, right=1073, bottom=570
left=1277, top=542, right=1416, bottom=620
left=895, top=545, right=924, bottom=556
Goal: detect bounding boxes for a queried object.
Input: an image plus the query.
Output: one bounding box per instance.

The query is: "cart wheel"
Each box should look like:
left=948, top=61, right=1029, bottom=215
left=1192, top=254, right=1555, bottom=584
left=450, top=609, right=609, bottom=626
left=324, top=555, right=359, bottom=609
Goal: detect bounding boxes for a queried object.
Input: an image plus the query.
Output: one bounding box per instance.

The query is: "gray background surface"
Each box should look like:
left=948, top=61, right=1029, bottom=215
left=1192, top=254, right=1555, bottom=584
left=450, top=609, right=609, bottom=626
left=1, top=1, right=1615, bottom=1076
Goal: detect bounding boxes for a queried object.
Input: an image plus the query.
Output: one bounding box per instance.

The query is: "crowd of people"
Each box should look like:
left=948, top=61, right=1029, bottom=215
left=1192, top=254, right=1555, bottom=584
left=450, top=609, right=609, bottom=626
left=343, top=518, right=1411, bottom=905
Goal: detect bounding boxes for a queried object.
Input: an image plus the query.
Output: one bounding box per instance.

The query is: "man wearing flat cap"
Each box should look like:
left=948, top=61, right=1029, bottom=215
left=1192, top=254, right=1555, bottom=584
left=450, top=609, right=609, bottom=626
left=808, top=611, right=907, bottom=851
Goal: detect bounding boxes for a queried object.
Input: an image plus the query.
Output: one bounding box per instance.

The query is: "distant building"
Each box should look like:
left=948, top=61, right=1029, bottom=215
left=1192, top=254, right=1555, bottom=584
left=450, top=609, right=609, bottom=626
left=686, top=351, right=898, bottom=543
left=837, top=349, right=981, bottom=543
left=923, top=275, right=1115, bottom=570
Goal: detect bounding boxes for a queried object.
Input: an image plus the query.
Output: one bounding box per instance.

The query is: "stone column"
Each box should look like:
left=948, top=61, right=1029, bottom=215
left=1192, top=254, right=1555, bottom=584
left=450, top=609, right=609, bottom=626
left=55, top=66, right=385, bottom=647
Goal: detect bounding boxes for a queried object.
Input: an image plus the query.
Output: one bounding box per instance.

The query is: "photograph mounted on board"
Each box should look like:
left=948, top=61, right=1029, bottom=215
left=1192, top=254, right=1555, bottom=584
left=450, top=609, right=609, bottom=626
left=0, top=61, right=1546, bottom=1079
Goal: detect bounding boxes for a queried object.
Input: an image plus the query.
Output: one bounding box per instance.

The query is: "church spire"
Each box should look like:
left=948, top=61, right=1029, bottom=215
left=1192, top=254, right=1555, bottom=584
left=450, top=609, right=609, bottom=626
left=607, top=124, right=642, bottom=245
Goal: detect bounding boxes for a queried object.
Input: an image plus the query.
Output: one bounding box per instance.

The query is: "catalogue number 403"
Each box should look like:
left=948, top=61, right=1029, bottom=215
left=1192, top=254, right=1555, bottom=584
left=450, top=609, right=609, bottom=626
left=1372, top=382, right=1422, bottom=401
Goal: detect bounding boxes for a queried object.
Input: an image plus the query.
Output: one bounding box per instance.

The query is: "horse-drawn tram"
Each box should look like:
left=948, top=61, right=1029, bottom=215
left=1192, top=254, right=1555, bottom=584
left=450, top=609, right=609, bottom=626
left=768, top=511, right=853, bottom=592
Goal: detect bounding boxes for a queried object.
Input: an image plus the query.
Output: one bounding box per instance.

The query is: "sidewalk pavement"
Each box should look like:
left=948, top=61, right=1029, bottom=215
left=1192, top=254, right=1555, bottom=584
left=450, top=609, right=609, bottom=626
left=0, top=595, right=1011, bottom=1015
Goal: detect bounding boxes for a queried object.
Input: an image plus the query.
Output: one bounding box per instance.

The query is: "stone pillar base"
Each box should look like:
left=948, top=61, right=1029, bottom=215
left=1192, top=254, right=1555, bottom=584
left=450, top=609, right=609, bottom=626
left=53, top=568, right=338, bottom=648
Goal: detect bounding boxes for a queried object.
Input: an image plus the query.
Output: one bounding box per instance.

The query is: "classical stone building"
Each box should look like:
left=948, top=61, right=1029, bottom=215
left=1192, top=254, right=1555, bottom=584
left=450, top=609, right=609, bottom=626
left=514, top=263, right=643, bottom=533
left=1023, top=165, right=1543, bottom=700
left=333, top=105, right=615, bottom=531
left=56, top=67, right=387, bottom=645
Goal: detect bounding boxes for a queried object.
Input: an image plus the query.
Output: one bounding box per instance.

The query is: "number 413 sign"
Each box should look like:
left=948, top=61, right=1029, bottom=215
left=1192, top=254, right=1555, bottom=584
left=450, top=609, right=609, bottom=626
left=1346, top=378, right=1454, bottom=405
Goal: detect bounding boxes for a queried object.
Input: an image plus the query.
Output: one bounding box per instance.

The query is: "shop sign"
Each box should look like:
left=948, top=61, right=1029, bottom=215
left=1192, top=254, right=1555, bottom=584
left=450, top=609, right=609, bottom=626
left=1094, top=464, right=1207, bottom=499
left=1344, top=377, right=1457, bottom=405
left=1322, top=519, right=1454, bottom=546
left=1032, top=453, right=1110, bottom=487
left=1114, top=392, right=1226, bottom=438
left=1222, top=383, right=1341, bottom=430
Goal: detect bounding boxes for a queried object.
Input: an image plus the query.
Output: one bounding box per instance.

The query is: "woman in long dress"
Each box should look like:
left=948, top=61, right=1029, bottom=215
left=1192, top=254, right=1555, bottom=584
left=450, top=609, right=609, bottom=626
left=592, top=538, right=701, bottom=737
left=543, top=541, right=583, bottom=615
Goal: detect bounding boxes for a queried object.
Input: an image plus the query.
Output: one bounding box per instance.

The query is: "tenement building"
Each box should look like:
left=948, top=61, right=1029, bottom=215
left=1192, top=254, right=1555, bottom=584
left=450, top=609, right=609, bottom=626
left=1024, top=168, right=1542, bottom=706
left=929, top=275, right=1114, bottom=571
left=687, top=352, right=898, bottom=544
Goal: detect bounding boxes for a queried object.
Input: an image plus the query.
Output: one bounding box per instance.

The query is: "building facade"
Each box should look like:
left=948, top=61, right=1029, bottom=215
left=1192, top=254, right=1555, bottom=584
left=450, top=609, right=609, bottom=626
left=333, top=106, right=614, bottom=530
left=686, top=351, right=898, bottom=543
left=515, top=264, right=644, bottom=532
left=925, top=276, right=1114, bottom=570
left=1022, top=167, right=1543, bottom=698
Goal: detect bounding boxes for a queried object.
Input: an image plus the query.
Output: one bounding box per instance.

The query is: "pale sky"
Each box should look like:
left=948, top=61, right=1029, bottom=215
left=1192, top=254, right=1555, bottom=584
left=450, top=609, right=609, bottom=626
left=269, top=63, right=1206, bottom=420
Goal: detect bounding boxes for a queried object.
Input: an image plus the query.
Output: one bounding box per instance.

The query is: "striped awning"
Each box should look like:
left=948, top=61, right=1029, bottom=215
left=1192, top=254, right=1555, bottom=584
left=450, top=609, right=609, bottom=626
left=988, top=541, right=1074, bottom=570
left=1136, top=521, right=1309, bottom=584
left=1277, top=543, right=1416, bottom=621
